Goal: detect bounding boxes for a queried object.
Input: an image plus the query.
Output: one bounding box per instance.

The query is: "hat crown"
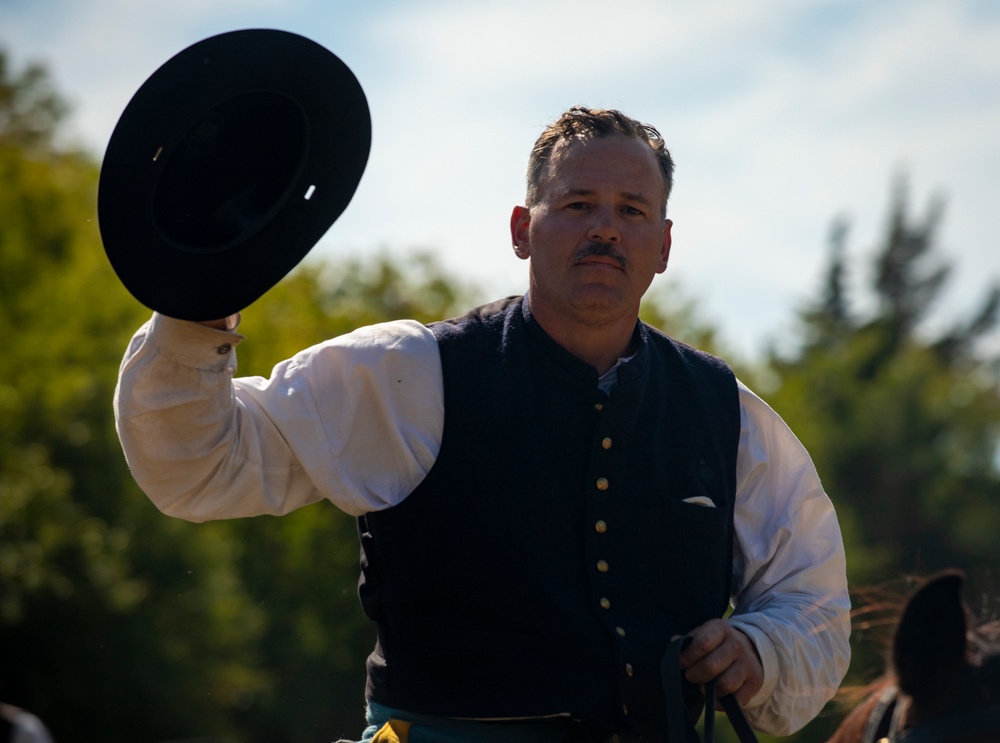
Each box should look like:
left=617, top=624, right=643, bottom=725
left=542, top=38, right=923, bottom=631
left=152, top=90, right=309, bottom=254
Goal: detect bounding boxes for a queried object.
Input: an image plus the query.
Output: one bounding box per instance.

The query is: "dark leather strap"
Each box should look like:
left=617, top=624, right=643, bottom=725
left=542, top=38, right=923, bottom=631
left=861, top=687, right=899, bottom=743
left=718, top=695, right=758, bottom=743
left=662, top=636, right=759, bottom=743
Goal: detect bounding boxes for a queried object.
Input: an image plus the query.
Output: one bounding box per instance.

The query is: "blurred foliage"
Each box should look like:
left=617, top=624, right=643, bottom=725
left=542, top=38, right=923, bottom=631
left=0, top=52, right=67, bottom=151
left=0, top=48, right=270, bottom=742
left=4, top=47, right=1000, bottom=743
left=751, top=177, right=1000, bottom=743
left=768, top=176, right=1000, bottom=590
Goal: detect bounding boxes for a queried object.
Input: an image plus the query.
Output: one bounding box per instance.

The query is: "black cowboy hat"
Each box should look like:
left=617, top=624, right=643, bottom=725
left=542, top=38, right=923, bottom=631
left=98, top=29, right=371, bottom=321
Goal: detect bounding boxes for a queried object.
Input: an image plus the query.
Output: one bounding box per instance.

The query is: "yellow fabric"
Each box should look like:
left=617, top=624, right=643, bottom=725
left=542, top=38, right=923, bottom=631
left=370, top=719, right=413, bottom=743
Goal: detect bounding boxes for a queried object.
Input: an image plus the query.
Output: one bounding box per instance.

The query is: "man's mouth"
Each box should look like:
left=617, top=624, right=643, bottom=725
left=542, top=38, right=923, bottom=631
left=572, top=242, right=627, bottom=271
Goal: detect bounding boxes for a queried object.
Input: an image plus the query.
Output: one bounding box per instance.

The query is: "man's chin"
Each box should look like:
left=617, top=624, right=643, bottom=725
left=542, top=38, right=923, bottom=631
left=566, top=285, right=631, bottom=316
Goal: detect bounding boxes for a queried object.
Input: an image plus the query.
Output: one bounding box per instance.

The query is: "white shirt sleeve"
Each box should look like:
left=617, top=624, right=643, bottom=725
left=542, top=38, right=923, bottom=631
left=726, top=380, right=851, bottom=735
left=114, top=312, right=444, bottom=520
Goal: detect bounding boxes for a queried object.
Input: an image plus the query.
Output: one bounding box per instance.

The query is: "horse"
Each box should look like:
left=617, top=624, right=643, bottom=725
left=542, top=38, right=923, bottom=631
left=826, top=570, right=1000, bottom=743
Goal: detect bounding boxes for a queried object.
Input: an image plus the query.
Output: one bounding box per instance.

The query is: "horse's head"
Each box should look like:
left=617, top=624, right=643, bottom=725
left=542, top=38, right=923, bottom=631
left=828, top=570, right=1000, bottom=743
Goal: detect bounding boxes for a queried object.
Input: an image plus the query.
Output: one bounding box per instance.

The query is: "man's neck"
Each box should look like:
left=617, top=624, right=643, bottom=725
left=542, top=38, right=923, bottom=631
left=527, top=295, right=639, bottom=376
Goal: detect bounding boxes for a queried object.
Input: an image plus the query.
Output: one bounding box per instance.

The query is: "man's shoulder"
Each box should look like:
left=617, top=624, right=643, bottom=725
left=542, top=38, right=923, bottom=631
left=641, top=322, right=734, bottom=377
left=429, top=295, right=523, bottom=339
left=309, top=319, right=439, bottom=365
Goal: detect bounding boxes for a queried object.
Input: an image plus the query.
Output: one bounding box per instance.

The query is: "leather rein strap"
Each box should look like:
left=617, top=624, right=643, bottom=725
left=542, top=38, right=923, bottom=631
left=662, top=636, right=759, bottom=743
left=862, top=686, right=1000, bottom=743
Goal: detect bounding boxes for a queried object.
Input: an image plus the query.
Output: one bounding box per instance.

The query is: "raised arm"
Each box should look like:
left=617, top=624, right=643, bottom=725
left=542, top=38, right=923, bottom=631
left=114, top=313, right=444, bottom=521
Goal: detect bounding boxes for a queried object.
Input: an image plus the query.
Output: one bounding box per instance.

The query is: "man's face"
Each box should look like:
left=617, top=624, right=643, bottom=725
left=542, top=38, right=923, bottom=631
left=510, top=135, right=672, bottom=328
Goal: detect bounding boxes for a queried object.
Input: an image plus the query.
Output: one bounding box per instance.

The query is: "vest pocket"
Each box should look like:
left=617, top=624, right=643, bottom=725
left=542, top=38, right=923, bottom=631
left=661, top=495, right=730, bottom=612
left=665, top=493, right=726, bottom=526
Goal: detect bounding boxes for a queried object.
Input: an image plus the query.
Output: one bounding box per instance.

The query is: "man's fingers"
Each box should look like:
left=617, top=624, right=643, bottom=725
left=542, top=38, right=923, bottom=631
left=683, top=640, right=740, bottom=685
left=677, top=619, right=728, bottom=669
left=677, top=621, right=764, bottom=705
left=713, top=658, right=756, bottom=702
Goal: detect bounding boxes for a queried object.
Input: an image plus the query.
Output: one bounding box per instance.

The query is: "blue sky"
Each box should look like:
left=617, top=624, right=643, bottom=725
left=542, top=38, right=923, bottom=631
left=2, top=0, right=999, bottom=360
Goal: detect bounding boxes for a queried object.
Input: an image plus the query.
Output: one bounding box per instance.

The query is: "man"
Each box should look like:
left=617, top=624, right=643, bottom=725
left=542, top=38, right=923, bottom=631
left=115, top=107, right=850, bottom=742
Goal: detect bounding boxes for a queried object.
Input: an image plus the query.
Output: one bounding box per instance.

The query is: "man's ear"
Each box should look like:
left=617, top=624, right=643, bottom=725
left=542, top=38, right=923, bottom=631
left=510, top=205, right=531, bottom=260
left=657, top=218, right=673, bottom=274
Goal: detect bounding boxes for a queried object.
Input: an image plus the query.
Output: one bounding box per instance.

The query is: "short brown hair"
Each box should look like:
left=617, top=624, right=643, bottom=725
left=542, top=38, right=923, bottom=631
left=525, top=106, right=675, bottom=215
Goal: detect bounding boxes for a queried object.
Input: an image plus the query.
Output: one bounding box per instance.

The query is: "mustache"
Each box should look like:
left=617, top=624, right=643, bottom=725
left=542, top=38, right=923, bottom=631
left=572, top=242, right=627, bottom=270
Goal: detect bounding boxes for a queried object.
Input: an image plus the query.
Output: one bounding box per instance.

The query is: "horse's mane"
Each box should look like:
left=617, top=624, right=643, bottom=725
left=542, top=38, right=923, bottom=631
left=826, top=684, right=888, bottom=743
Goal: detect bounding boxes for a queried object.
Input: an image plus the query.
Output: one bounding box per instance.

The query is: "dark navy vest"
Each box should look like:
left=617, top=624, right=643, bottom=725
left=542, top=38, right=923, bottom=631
left=357, top=297, right=740, bottom=739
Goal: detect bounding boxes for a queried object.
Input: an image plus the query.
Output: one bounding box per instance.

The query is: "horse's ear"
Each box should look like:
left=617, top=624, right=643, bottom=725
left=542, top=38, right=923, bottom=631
left=893, top=570, right=968, bottom=699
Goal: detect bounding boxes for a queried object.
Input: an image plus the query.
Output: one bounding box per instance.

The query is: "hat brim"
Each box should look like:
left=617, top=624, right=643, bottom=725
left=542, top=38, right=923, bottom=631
left=98, top=29, right=371, bottom=321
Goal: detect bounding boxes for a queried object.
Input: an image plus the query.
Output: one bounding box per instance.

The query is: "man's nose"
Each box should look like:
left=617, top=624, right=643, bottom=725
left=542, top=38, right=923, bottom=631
left=587, top=209, right=621, bottom=243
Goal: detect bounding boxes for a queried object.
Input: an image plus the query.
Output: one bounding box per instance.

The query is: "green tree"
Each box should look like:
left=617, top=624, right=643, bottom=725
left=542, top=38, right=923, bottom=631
left=0, top=50, right=270, bottom=742
left=769, top=176, right=1000, bottom=586
left=0, top=53, right=66, bottom=150
left=711, top=179, right=1000, bottom=743
left=693, top=176, right=1000, bottom=743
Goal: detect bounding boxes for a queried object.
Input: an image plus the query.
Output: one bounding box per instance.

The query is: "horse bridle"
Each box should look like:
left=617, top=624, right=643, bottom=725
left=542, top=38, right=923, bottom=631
left=862, top=686, right=1000, bottom=743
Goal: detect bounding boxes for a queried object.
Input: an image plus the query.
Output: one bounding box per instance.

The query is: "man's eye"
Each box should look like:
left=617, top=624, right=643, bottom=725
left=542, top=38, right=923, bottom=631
left=566, top=202, right=589, bottom=210
left=623, top=205, right=645, bottom=216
